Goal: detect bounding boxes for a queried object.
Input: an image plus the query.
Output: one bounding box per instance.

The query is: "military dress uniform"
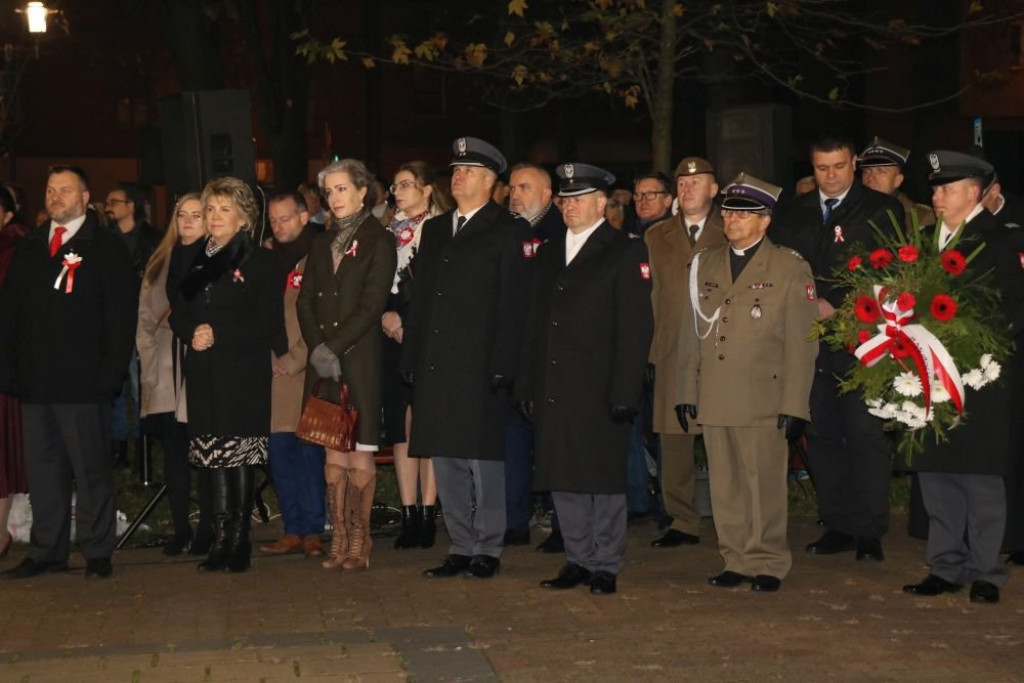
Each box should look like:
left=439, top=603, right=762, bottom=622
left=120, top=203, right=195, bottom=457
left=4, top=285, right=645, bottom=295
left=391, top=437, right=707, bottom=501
left=677, top=174, right=818, bottom=590
left=644, top=157, right=726, bottom=544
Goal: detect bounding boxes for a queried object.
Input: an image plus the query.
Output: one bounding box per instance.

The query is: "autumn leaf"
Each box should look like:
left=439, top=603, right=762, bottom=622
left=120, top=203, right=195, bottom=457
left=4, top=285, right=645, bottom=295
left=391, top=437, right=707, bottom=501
left=431, top=33, right=449, bottom=50
left=672, top=3, right=684, bottom=17
left=512, top=64, right=528, bottom=85
left=595, top=0, right=613, bottom=8
left=414, top=39, right=440, bottom=61
left=623, top=85, right=641, bottom=109
left=508, top=0, right=528, bottom=17
left=391, top=38, right=411, bottom=64
left=583, top=41, right=600, bottom=52
left=465, top=43, right=488, bottom=68
left=504, top=31, right=516, bottom=47
left=362, top=56, right=376, bottom=69
left=767, top=1, right=778, bottom=17
left=828, top=86, right=840, bottom=100
left=968, top=0, right=983, bottom=12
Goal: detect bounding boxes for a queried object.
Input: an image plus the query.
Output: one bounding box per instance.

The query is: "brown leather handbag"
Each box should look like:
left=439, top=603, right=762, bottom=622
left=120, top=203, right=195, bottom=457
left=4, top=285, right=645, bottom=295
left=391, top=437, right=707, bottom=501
left=296, top=379, right=358, bottom=452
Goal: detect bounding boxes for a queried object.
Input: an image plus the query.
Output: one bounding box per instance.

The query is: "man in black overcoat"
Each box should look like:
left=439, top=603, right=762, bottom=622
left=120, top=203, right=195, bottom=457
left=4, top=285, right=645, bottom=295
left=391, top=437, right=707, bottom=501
left=0, top=165, right=136, bottom=580
left=902, top=151, right=1024, bottom=604
left=772, top=133, right=904, bottom=562
left=402, top=137, right=533, bottom=579
left=516, top=163, right=653, bottom=595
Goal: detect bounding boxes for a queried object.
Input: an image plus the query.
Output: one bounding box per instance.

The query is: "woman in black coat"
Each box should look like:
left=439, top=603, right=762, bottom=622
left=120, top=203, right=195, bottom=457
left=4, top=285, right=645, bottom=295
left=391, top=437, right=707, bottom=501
left=297, top=159, right=396, bottom=571
left=169, top=177, right=286, bottom=573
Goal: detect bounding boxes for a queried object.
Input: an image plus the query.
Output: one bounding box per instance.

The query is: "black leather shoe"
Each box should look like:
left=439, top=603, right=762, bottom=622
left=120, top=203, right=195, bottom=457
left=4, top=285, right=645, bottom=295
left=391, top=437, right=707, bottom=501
left=503, top=529, right=531, bottom=547
left=751, top=575, right=781, bottom=592
left=540, top=563, right=592, bottom=589
left=468, top=554, right=501, bottom=578
left=855, top=537, right=885, bottom=562
left=805, top=530, right=856, bottom=555
left=708, top=571, right=749, bottom=588
left=969, top=580, right=1000, bottom=604
left=1005, top=551, right=1024, bottom=566
left=0, top=557, right=70, bottom=580
left=651, top=529, right=699, bottom=548
left=84, top=558, right=113, bottom=579
left=589, top=570, right=617, bottom=595
left=535, top=530, right=564, bottom=554
left=902, top=574, right=963, bottom=596
left=423, top=554, right=473, bottom=578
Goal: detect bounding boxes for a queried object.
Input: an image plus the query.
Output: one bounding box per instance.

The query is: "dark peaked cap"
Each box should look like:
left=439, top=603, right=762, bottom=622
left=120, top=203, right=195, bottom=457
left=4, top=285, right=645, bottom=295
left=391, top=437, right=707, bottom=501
left=555, top=163, right=616, bottom=197
left=450, top=136, right=507, bottom=175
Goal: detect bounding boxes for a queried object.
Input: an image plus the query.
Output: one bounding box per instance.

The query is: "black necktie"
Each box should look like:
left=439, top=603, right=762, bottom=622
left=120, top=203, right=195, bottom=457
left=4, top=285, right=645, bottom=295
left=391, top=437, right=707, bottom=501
left=687, top=224, right=698, bottom=246
left=456, top=216, right=467, bottom=234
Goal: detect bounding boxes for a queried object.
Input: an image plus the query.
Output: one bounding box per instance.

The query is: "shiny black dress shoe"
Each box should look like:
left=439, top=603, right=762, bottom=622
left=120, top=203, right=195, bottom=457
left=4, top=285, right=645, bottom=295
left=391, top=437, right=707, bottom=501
left=468, top=554, right=501, bottom=578
left=1005, top=551, right=1024, bottom=566
left=855, top=538, right=885, bottom=562
left=423, top=554, right=473, bottom=578
left=969, top=580, right=1000, bottom=604
left=751, top=575, right=781, bottom=592
left=651, top=529, right=699, bottom=548
left=84, top=558, right=113, bottom=580
left=503, top=529, right=531, bottom=546
left=902, top=574, right=963, bottom=596
left=708, top=571, right=749, bottom=588
left=589, top=570, right=617, bottom=595
left=540, top=563, right=592, bottom=590
left=805, top=530, right=856, bottom=555
left=0, top=557, right=70, bottom=580
left=535, top=530, right=564, bottom=554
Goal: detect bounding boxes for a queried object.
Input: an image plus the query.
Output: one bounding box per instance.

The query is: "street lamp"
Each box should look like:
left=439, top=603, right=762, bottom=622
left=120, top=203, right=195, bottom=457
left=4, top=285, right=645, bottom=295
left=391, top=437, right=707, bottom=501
left=17, top=2, right=54, bottom=34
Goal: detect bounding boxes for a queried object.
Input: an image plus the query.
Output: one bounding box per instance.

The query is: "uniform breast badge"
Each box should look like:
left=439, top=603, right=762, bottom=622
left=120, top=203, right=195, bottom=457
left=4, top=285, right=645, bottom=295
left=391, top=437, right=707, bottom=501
left=750, top=304, right=762, bottom=319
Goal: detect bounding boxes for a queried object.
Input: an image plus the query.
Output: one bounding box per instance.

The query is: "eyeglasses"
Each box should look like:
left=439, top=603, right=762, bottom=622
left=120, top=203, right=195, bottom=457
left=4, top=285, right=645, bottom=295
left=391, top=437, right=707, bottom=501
left=390, top=180, right=419, bottom=193
left=633, top=190, right=668, bottom=202
left=268, top=213, right=298, bottom=226
left=176, top=211, right=203, bottom=223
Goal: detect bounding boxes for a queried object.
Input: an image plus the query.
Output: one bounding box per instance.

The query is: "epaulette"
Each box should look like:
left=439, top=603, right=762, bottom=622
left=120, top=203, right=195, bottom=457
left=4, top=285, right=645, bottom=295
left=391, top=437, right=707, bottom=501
left=628, top=232, right=640, bottom=239
left=775, top=245, right=806, bottom=261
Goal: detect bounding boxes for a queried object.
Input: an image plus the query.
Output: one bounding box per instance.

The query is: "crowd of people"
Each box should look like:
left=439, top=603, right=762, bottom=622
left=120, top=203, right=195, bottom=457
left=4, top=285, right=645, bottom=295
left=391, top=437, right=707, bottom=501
left=0, top=131, right=1022, bottom=605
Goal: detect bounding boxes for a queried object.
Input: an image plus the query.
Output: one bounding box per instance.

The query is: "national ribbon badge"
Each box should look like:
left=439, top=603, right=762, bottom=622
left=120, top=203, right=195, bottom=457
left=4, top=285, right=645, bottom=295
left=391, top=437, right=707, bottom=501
left=53, top=251, right=83, bottom=293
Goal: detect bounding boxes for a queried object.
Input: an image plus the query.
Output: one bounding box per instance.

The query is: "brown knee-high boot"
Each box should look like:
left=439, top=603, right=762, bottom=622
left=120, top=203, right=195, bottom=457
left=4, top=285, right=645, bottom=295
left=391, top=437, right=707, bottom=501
left=342, top=469, right=376, bottom=570
left=322, top=465, right=348, bottom=570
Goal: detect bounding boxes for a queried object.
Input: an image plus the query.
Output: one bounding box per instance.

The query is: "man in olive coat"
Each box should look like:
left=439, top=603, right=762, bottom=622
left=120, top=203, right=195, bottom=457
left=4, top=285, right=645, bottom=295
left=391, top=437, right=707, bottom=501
left=402, top=137, right=533, bottom=579
left=516, top=163, right=653, bottom=596
left=676, top=173, right=818, bottom=593
left=644, top=157, right=726, bottom=549
left=902, top=151, right=1024, bottom=605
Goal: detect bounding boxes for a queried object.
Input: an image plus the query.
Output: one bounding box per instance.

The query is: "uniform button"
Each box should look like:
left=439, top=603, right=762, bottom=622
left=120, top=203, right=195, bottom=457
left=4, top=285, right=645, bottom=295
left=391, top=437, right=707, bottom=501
left=333, top=322, right=338, bottom=327
left=722, top=317, right=728, bottom=323
left=319, top=324, right=324, bottom=330
left=317, top=292, right=323, bottom=297
left=432, top=328, right=439, bottom=334
left=550, top=359, right=557, bottom=366
left=718, top=354, right=725, bottom=360
left=442, top=257, right=450, bottom=263
left=719, top=336, right=725, bottom=342
left=547, top=397, right=555, bottom=403
left=557, top=285, right=565, bottom=292
left=429, top=364, right=435, bottom=371
left=551, top=320, right=559, bottom=327
left=725, top=298, right=731, bottom=305
left=435, top=289, right=442, bottom=296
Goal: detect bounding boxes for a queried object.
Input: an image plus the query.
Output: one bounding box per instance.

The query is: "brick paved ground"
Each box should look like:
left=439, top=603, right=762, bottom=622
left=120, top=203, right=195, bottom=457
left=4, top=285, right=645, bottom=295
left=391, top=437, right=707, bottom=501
left=2, top=514, right=1022, bottom=682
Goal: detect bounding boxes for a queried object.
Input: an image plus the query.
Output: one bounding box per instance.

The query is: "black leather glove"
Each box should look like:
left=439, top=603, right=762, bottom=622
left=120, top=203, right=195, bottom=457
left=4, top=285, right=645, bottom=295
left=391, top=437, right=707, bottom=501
left=674, top=404, right=697, bottom=433
left=645, top=363, right=655, bottom=385
left=401, top=369, right=415, bottom=387
left=517, top=400, right=534, bottom=423
left=491, top=374, right=513, bottom=393
left=777, top=414, right=807, bottom=442
left=609, top=404, right=637, bottom=423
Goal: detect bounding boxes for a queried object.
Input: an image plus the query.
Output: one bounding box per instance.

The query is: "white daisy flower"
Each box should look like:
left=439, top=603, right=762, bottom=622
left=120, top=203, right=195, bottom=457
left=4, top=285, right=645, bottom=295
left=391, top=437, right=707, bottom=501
left=893, top=372, right=923, bottom=397
left=867, top=402, right=897, bottom=420
left=962, top=369, right=985, bottom=390
left=980, top=353, right=993, bottom=369
left=983, top=361, right=1001, bottom=382
left=929, top=384, right=950, bottom=404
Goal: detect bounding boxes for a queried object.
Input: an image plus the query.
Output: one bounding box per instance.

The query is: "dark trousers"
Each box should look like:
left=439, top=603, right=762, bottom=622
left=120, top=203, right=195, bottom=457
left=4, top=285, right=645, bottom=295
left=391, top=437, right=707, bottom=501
left=626, top=380, right=663, bottom=516
left=268, top=432, right=326, bottom=537
left=504, top=418, right=534, bottom=532
left=552, top=491, right=627, bottom=574
left=806, top=368, right=892, bottom=539
left=22, top=402, right=116, bottom=562
left=144, top=413, right=193, bottom=541
left=919, top=472, right=1010, bottom=587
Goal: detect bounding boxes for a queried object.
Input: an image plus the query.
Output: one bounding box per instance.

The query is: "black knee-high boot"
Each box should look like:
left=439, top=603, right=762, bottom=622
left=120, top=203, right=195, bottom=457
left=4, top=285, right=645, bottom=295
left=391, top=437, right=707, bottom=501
left=225, top=465, right=255, bottom=573
left=197, top=467, right=230, bottom=572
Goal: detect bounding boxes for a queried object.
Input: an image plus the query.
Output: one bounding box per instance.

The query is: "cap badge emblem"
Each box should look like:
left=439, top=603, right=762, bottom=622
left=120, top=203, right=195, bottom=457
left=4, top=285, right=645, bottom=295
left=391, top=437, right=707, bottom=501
left=563, top=164, right=574, bottom=180
left=687, top=161, right=697, bottom=173
left=929, top=153, right=940, bottom=171
left=457, top=137, right=467, bottom=155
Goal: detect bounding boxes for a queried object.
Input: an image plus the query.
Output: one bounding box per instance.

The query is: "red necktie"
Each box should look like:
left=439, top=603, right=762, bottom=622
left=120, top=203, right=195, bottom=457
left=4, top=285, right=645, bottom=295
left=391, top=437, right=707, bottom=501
left=49, top=226, right=67, bottom=258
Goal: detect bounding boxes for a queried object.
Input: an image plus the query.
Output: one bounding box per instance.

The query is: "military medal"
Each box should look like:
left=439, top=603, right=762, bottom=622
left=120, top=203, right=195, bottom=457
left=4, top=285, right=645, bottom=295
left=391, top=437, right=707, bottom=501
left=750, top=304, right=762, bottom=319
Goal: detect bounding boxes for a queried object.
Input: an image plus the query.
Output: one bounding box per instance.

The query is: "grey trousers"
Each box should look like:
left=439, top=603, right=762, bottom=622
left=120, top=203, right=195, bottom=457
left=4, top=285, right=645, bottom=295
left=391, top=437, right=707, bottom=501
left=22, top=403, right=116, bottom=563
left=552, top=491, right=627, bottom=574
left=432, top=456, right=506, bottom=558
left=919, top=471, right=1010, bottom=587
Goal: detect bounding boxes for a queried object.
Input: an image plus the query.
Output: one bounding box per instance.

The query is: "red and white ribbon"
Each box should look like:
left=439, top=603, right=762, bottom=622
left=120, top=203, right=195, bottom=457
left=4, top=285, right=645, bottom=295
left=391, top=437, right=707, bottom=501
left=854, top=284, right=964, bottom=415
left=53, top=252, right=83, bottom=293
left=833, top=226, right=845, bottom=243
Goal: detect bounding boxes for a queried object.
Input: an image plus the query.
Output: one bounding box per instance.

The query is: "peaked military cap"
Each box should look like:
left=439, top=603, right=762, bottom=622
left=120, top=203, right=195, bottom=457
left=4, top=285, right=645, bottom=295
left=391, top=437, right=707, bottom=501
left=720, top=172, right=782, bottom=212
left=555, top=163, right=616, bottom=197
left=450, top=136, right=507, bottom=175
left=859, top=136, right=910, bottom=168
left=926, top=149, right=995, bottom=185
left=674, top=157, right=715, bottom=178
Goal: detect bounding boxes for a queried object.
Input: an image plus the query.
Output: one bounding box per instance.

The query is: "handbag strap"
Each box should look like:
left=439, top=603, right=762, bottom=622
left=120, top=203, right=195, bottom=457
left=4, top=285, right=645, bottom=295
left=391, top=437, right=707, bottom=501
left=312, top=378, right=350, bottom=407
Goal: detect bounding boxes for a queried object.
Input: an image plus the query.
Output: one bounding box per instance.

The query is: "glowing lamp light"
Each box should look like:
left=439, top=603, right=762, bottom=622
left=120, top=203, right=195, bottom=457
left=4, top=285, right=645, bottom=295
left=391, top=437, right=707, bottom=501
left=25, top=2, right=49, bottom=34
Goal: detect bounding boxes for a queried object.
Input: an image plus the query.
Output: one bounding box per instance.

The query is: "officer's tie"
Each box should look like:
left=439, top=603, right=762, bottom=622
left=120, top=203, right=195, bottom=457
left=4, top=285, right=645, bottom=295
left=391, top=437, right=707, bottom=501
left=822, top=197, right=839, bottom=224
left=687, top=223, right=698, bottom=247
left=455, top=215, right=467, bottom=234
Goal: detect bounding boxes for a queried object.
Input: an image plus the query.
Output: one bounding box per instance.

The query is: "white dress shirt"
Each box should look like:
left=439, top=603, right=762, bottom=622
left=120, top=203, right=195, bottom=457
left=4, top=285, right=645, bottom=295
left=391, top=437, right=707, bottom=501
left=684, top=214, right=709, bottom=243
left=939, top=203, right=986, bottom=249
left=565, top=220, right=603, bottom=265
left=452, top=203, right=487, bottom=235
left=48, top=214, right=88, bottom=246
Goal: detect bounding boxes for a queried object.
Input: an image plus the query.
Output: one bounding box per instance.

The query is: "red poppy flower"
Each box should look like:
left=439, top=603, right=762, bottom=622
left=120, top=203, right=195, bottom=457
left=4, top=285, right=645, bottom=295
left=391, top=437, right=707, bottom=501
left=869, top=248, right=894, bottom=269
left=890, top=337, right=912, bottom=359
left=940, top=250, right=966, bottom=276
left=857, top=329, right=873, bottom=345
left=847, top=255, right=862, bottom=271
left=930, top=294, right=957, bottom=322
left=897, top=245, right=919, bottom=262
left=896, top=292, right=916, bottom=312
left=855, top=295, right=881, bottom=323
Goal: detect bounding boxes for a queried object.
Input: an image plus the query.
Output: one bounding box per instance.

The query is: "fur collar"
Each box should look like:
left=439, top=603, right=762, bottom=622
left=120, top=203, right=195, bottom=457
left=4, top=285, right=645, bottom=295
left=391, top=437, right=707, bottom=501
left=179, top=232, right=255, bottom=301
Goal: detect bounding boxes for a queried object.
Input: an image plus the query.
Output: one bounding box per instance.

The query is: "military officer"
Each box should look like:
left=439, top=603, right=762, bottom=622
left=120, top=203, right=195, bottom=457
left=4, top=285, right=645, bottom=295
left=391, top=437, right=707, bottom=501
left=644, top=157, right=726, bottom=549
left=675, top=173, right=818, bottom=592
left=516, top=162, right=653, bottom=596
left=859, top=136, right=935, bottom=228
left=902, top=151, right=1024, bottom=604
left=401, top=136, right=532, bottom=580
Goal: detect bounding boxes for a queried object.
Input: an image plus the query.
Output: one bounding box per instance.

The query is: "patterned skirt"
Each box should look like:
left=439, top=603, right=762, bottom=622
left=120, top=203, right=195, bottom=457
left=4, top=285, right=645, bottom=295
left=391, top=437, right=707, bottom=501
left=0, top=393, right=28, bottom=497
left=188, top=434, right=268, bottom=468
